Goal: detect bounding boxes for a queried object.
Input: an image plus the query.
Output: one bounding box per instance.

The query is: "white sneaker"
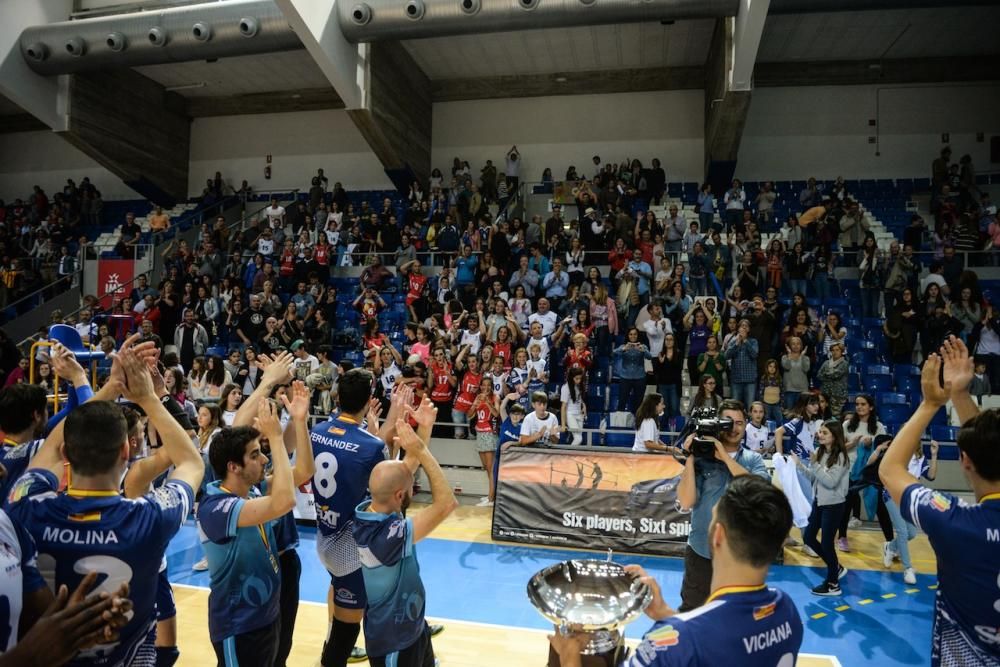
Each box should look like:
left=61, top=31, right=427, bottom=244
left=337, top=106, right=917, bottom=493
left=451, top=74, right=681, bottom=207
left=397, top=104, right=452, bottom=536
left=784, top=536, right=801, bottom=547
left=903, top=568, right=917, bottom=585
left=848, top=517, right=862, bottom=529
left=476, top=497, right=492, bottom=507
left=192, top=557, right=209, bottom=572
left=882, top=542, right=895, bottom=568
left=802, top=545, right=819, bottom=558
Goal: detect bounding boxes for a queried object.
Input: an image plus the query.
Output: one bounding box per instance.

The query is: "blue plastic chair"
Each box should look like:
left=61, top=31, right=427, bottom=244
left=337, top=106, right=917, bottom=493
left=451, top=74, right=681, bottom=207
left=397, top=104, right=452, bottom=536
left=865, top=375, right=893, bottom=393
left=929, top=425, right=959, bottom=442
left=605, top=430, right=633, bottom=447
left=877, top=392, right=907, bottom=405
left=48, top=324, right=105, bottom=364
left=879, top=403, right=910, bottom=424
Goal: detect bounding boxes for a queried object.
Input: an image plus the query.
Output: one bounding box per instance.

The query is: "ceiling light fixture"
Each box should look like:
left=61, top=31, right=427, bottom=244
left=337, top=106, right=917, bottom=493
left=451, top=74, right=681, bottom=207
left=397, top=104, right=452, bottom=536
left=555, top=75, right=568, bottom=82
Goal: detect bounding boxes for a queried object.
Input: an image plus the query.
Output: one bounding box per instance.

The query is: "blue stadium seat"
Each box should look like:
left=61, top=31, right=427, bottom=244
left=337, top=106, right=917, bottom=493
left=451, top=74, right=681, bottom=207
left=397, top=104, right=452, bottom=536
left=604, top=430, right=633, bottom=447
left=877, top=392, right=907, bottom=405
left=930, top=425, right=959, bottom=442
left=868, top=365, right=891, bottom=376
left=928, top=443, right=959, bottom=460
left=878, top=403, right=910, bottom=426
left=895, top=374, right=918, bottom=393
left=586, top=395, right=607, bottom=412
left=48, top=325, right=105, bottom=364
left=865, top=376, right=893, bottom=393
left=929, top=408, right=948, bottom=426
left=584, top=412, right=606, bottom=429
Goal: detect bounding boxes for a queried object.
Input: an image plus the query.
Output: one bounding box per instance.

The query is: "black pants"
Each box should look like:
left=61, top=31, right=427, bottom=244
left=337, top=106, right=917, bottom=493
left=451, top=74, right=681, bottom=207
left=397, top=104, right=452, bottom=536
left=837, top=489, right=861, bottom=538
left=275, top=549, right=301, bottom=667
left=213, top=619, right=278, bottom=667
left=370, top=624, right=435, bottom=667
left=678, top=546, right=713, bottom=612
left=803, top=501, right=846, bottom=584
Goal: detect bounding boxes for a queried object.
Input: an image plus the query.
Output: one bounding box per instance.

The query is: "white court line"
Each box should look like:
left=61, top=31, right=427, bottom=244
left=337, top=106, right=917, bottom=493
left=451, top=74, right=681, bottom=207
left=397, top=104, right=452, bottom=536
left=171, top=583, right=844, bottom=665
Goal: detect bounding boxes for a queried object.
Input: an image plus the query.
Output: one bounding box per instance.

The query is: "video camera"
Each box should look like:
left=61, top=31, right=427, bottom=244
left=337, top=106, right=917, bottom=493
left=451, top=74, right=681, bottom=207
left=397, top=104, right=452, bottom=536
left=676, top=407, right=735, bottom=460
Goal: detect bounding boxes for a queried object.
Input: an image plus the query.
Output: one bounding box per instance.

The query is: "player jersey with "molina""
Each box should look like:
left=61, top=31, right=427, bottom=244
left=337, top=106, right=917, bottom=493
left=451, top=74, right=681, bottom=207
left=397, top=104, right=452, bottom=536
left=624, top=585, right=803, bottom=667
left=6, top=469, right=193, bottom=667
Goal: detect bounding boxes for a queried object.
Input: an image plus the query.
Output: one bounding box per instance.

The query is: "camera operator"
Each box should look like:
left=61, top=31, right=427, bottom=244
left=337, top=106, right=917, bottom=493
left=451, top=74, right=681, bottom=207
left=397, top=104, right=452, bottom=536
left=675, top=400, right=769, bottom=611
left=550, top=476, right=803, bottom=667
left=879, top=338, right=1000, bottom=666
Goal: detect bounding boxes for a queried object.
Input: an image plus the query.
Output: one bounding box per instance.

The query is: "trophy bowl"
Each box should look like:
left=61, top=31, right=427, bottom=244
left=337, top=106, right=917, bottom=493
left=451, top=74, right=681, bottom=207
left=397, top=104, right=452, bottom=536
left=527, top=559, right=652, bottom=656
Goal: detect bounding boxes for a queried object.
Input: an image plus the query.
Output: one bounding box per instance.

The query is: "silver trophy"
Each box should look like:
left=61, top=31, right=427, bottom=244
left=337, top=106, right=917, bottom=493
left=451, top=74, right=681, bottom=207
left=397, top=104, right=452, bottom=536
left=527, top=552, right=652, bottom=665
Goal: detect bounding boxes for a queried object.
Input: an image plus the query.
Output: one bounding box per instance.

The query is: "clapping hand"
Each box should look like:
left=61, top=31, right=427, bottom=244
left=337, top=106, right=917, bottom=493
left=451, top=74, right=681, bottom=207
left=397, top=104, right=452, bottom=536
left=280, top=380, right=310, bottom=421
left=253, top=398, right=284, bottom=441
left=49, top=342, right=87, bottom=386
left=410, top=396, right=438, bottom=429
left=366, top=398, right=383, bottom=435
left=940, top=336, right=973, bottom=397
left=260, top=351, right=294, bottom=386
left=119, top=350, right=155, bottom=403
left=395, top=417, right=427, bottom=457
left=920, top=354, right=950, bottom=408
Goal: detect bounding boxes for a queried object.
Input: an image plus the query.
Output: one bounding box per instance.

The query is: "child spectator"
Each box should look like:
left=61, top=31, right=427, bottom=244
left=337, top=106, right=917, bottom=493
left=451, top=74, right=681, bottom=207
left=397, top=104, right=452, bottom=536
left=468, top=377, right=500, bottom=506
left=970, top=360, right=991, bottom=402
left=519, top=391, right=560, bottom=446
left=560, top=367, right=587, bottom=447
left=745, top=402, right=771, bottom=453
left=817, top=342, right=850, bottom=418
left=759, top=358, right=784, bottom=425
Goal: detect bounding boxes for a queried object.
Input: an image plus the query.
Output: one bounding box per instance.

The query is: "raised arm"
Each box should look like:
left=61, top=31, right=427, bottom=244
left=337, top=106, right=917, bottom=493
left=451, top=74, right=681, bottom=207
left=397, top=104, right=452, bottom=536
left=280, top=380, right=316, bottom=486
left=880, top=354, right=948, bottom=506
left=120, top=351, right=204, bottom=493
left=941, top=336, right=978, bottom=425
left=237, top=400, right=296, bottom=527
left=397, top=418, right=457, bottom=542
left=233, top=351, right=294, bottom=427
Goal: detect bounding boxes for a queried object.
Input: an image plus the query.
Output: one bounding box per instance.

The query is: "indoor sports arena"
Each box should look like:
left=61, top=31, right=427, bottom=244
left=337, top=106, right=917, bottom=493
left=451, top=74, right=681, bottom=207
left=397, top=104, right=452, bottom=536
left=1, top=1, right=999, bottom=666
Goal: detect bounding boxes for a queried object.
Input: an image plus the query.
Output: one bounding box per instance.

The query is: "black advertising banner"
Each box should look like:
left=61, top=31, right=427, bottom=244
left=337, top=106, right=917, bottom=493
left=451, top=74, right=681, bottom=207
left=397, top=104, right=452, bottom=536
left=492, top=446, right=691, bottom=557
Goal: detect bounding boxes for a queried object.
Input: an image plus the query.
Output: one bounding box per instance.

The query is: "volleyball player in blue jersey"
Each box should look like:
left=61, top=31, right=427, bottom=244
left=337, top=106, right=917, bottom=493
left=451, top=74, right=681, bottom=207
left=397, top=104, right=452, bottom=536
left=311, top=373, right=436, bottom=667
left=8, top=343, right=204, bottom=667
left=880, top=338, right=1000, bottom=666
left=550, top=475, right=803, bottom=667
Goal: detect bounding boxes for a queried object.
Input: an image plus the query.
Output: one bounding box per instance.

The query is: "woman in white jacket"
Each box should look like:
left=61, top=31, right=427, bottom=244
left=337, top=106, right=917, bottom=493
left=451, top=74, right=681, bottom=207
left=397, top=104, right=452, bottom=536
left=795, top=419, right=850, bottom=597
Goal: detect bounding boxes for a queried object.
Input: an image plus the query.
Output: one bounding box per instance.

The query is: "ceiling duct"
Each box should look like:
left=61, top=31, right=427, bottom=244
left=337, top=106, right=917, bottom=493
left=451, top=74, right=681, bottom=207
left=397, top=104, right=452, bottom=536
left=20, top=0, right=300, bottom=75
left=337, top=0, right=737, bottom=42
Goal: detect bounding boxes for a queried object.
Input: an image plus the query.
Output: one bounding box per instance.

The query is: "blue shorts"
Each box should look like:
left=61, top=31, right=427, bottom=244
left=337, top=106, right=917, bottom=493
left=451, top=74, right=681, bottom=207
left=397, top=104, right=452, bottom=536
left=156, top=568, right=176, bottom=621
left=329, top=567, right=367, bottom=610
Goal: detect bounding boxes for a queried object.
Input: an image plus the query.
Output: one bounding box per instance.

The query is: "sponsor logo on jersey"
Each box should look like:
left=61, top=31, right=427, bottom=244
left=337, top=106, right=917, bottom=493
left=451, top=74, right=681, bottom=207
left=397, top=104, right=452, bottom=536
left=8, top=476, right=33, bottom=504
left=646, top=625, right=680, bottom=649
left=388, top=520, right=405, bottom=540
left=335, top=587, right=357, bottom=604
left=929, top=492, right=952, bottom=512
left=753, top=602, right=776, bottom=621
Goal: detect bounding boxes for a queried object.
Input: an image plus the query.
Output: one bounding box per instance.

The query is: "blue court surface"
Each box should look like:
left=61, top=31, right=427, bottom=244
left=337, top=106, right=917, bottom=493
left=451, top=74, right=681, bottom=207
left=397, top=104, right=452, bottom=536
left=167, top=522, right=936, bottom=666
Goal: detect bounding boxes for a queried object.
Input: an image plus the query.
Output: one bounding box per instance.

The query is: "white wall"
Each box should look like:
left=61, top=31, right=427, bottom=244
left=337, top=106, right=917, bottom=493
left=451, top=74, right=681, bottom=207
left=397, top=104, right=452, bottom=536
left=432, top=91, right=705, bottom=184
left=0, top=130, right=142, bottom=202
left=187, top=109, right=393, bottom=197
left=739, top=82, right=1000, bottom=181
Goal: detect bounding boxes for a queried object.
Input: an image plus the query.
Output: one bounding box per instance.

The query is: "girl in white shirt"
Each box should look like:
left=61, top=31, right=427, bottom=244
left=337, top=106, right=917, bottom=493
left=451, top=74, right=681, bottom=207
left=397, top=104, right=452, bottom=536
left=632, top=393, right=670, bottom=453
left=219, top=384, right=242, bottom=426
left=560, top=367, right=587, bottom=446
left=744, top=401, right=772, bottom=454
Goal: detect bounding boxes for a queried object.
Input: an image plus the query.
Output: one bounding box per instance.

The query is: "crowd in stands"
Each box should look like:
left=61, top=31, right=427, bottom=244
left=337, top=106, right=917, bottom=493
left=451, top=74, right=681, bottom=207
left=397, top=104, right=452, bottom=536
left=3, top=146, right=997, bottom=548
left=0, top=179, right=103, bottom=306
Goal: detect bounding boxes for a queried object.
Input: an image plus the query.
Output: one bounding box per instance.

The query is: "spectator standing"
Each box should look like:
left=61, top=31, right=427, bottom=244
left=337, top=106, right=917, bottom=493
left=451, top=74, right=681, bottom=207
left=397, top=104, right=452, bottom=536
left=696, top=183, right=715, bottom=231
left=724, top=319, right=758, bottom=408
left=817, top=342, right=849, bottom=417
left=794, top=420, right=850, bottom=596
left=613, top=327, right=651, bottom=414
left=675, top=400, right=769, bottom=610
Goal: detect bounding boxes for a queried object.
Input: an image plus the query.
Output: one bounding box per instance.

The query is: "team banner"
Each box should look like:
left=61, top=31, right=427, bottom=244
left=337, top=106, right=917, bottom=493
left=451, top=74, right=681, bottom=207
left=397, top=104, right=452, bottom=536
left=96, top=259, right=135, bottom=309
left=293, top=480, right=317, bottom=521
left=492, top=446, right=691, bottom=557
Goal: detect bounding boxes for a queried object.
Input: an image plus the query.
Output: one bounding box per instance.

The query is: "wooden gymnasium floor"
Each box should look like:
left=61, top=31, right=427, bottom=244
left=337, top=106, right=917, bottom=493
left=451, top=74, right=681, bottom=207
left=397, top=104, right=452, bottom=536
left=169, top=504, right=938, bottom=666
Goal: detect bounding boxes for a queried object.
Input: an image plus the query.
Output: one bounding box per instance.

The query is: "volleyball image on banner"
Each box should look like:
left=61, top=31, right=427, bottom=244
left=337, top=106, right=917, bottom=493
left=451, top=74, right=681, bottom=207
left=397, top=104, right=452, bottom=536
left=492, top=446, right=691, bottom=556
